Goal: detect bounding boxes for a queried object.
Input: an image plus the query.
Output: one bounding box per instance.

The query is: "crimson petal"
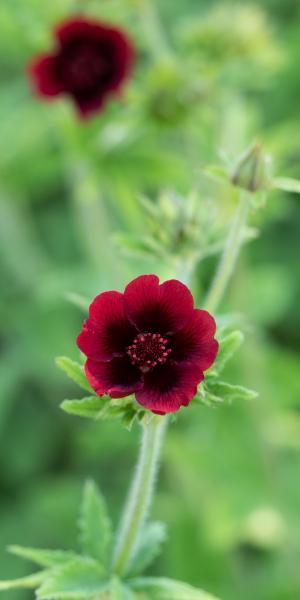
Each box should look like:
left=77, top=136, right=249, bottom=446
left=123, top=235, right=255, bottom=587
left=28, top=55, right=63, bottom=98
left=170, top=309, right=219, bottom=369
left=124, top=275, right=194, bottom=335
left=77, top=291, right=136, bottom=361
left=135, top=360, right=204, bottom=414
left=85, top=356, right=143, bottom=398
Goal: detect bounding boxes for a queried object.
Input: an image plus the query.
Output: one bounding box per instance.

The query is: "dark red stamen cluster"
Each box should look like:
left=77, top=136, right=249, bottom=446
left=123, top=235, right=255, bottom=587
left=127, top=333, right=171, bottom=372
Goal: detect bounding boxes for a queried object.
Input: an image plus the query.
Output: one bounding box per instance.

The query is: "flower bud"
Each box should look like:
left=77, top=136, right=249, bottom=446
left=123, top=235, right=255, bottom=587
left=231, top=143, right=272, bottom=193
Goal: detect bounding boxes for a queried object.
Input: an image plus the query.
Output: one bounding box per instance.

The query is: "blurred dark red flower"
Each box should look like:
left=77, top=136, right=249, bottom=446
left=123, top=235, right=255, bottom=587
left=28, top=17, right=135, bottom=119
left=77, top=275, right=218, bottom=415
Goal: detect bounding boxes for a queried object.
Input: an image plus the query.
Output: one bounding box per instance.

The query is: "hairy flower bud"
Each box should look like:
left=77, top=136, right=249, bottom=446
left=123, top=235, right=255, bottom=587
left=231, top=143, right=272, bottom=193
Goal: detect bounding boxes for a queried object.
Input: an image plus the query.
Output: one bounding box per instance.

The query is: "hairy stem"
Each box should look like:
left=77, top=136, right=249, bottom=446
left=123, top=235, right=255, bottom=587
left=113, top=415, right=167, bottom=576
left=205, top=192, right=250, bottom=313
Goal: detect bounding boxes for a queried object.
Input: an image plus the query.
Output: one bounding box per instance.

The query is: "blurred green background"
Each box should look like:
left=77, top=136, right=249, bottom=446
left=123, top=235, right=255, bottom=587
left=1, top=1, right=300, bottom=599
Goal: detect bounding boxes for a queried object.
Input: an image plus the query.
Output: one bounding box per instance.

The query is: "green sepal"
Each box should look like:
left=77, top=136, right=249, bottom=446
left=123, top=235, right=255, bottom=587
left=214, top=330, right=244, bottom=373
left=60, top=396, right=107, bottom=419
left=130, top=577, right=220, bottom=599
left=36, top=557, right=108, bottom=599
left=56, top=357, right=93, bottom=394
left=79, top=480, right=112, bottom=567
left=205, top=380, right=258, bottom=402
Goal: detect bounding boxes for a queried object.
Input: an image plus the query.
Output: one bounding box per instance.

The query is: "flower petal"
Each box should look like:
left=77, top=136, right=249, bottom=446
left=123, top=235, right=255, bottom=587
left=55, top=19, right=95, bottom=45
left=135, top=361, right=204, bottom=414
left=170, top=309, right=219, bottom=369
left=124, top=275, right=194, bottom=335
left=77, top=291, right=136, bottom=361
left=28, top=55, right=63, bottom=98
left=85, top=356, right=143, bottom=398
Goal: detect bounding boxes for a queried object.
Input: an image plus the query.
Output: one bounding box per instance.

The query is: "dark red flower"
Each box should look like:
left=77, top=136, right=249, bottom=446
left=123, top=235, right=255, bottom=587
left=28, top=17, right=135, bottom=119
left=77, top=275, right=218, bottom=415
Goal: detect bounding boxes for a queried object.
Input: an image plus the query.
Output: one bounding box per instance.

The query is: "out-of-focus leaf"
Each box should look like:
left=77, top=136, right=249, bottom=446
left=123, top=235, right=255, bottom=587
left=8, top=546, right=79, bottom=568
left=36, top=558, right=107, bottom=599
left=55, top=357, right=93, bottom=393
left=273, top=176, right=300, bottom=194
left=130, top=577, right=220, bottom=599
left=110, top=577, right=136, bottom=599
left=128, top=522, right=167, bottom=576
left=79, top=480, right=112, bottom=566
left=0, top=571, right=48, bottom=590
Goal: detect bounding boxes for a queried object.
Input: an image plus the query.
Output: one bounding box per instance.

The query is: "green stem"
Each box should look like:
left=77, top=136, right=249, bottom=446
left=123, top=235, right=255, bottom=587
left=113, top=415, right=167, bottom=576
left=205, top=192, right=250, bottom=313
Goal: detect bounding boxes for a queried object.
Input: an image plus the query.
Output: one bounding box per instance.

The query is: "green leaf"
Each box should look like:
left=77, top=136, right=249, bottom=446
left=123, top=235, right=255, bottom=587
left=110, top=577, right=136, bottom=599
left=272, top=176, right=300, bottom=194
left=215, top=330, right=244, bottom=372
left=56, top=357, right=93, bottom=394
left=130, top=577, right=220, bottom=599
left=0, top=571, right=48, bottom=591
left=61, top=397, right=107, bottom=419
left=8, top=545, right=80, bottom=568
left=205, top=381, right=258, bottom=402
left=36, top=558, right=108, bottom=599
left=129, top=522, right=167, bottom=576
left=79, top=480, right=112, bottom=566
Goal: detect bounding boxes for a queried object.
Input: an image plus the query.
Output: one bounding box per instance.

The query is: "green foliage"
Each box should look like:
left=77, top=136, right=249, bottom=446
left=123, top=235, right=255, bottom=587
left=128, top=522, right=167, bottom=576
left=130, top=577, right=220, bottom=599
left=36, top=558, right=108, bottom=599
left=8, top=546, right=80, bottom=568
left=79, top=480, right=112, bottom=566
left=1, top=0, right=300, bottom=599
left=56, top=357, right=94, bottom=394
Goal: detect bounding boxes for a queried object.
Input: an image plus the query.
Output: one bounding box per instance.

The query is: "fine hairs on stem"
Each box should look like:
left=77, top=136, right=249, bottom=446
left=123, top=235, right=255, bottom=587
left=113, top=415, right=167, bottom=576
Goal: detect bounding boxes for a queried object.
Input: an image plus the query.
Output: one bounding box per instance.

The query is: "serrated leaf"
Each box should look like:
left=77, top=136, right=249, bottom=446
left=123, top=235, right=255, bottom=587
left=0, top=571, right=48, bottom=591
left=36, top=558, right=107, bottom=599
left=61, top=397, right=107, bottom=419
left=8, top=545, right=80, bottom=568
left=215, top=330, right=244, bottom=372
left=128, top=522, right=167, bottom=576
left=272, top=176, right=300, bottom=194
left=56, top=357, right=93, bottom=394
left=130, top=577, right=220, bottom=599
left=110, top=577, right=136, bottom=599
left=205, top=381, right=258, bottom=402
left=79, top=480, right=112, bottom=566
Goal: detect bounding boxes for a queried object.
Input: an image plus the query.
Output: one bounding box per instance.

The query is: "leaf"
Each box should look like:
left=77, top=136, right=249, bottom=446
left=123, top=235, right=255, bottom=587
left=110, top=577, right=136, bottom=599
left=56, top=357, right=93, bottom=394
left=61, top=397, right=107, bottom=419
left=214, top=330, right=244, bottom=372
left=130, top=577, right=220, bottom=599
left=79, top=480, right=112, bottom=566
left=205, top=381, right=258, bottom=402
left=128, top=522, right=167, bottom=576
left=8, top=545, right=80, bottom=568
left=272, top=176, right=300, bottom=194
left=0, top=571, right=48, bottom=590
left=36, top=558, right=108, bottom=599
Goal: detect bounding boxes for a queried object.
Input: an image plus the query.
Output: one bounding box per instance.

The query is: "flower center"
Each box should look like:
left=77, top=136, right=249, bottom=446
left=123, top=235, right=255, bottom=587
left=126, top=333, right=171, bottom=372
